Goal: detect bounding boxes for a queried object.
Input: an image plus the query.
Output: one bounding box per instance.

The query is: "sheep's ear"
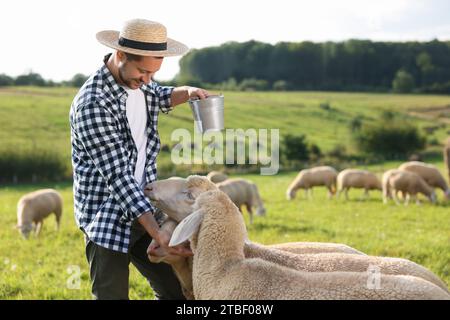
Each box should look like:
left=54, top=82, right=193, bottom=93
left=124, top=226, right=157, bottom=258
left=169, top=210, right=203, bottom=247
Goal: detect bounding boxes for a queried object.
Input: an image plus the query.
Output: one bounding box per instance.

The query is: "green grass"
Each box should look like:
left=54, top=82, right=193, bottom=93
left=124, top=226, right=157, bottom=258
left=0, top=87, right=449, bottom=299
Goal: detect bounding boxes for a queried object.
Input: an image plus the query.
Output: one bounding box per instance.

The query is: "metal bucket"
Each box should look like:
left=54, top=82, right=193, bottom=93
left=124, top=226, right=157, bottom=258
left=189, top=94, right=224, bottom=133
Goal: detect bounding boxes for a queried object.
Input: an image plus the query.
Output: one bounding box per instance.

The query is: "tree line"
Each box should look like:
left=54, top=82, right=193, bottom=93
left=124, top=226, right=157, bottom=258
left=176, top=39, right=450, bottom=93
left=0, top=72, right=88, bottom=88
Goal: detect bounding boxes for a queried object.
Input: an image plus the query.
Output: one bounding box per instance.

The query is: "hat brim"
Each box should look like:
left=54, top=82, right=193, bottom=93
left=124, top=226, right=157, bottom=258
left=96, top=30, right=189, bottom=57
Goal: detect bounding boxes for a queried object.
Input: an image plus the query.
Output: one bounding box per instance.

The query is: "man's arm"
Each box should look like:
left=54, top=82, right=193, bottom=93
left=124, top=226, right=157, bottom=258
left=170, top=86, right=210, bottom=107
left=138, top=212, right=192, bottom=257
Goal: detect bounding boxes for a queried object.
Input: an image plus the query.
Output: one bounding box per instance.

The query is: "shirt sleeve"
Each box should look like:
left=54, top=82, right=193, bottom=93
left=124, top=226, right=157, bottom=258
left=153, top=83, right=175, bottom=114
left=74, top=102, right=156, bottom=223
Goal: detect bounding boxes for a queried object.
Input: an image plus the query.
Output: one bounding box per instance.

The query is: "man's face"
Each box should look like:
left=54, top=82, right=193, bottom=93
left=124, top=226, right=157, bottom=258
left=118, top=54, right=163, bottom=89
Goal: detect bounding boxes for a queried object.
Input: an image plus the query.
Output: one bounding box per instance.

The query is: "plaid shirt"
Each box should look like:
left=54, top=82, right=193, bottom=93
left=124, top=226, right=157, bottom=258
left=69, top=55, right=174, bottom=253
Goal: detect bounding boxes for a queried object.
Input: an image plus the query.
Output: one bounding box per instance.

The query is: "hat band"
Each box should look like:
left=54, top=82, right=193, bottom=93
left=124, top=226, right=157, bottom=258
left=118, top=37, right=167, bottom=51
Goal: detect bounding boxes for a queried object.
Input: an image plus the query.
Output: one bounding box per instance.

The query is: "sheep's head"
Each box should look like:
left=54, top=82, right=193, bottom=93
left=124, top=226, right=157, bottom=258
left=169, top=189, right=246, bottom=250
left=16, top=223, right=33, bottom=239
left=144, top=175, right=218, bottom=222
left=286, top=189, right=296, bottom=200
left=444, top=188, right=450, bottom=201
left=429, top=191, right=437, bottom=204
left=147, top=218, right=184, bottom=264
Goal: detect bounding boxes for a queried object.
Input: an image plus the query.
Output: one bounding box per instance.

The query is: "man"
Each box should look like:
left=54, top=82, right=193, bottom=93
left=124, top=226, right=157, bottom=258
left=69, top=19, right=209, bottom=300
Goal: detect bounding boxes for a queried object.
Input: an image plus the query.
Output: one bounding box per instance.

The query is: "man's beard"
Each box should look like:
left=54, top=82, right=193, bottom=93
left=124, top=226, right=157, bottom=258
left=118, top=66, right=141, bottom=88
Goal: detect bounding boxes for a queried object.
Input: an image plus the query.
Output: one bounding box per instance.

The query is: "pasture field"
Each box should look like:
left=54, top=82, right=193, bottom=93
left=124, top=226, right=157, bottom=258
left=1, top=86, right=450, bottom=164
left=0, top=87, right=449, bottom=299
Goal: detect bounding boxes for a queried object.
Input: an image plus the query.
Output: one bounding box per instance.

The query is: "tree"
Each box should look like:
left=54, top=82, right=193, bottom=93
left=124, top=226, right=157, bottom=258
left=392, top=69, right=415, bottom=93
left=0, top=74, right=14, bottom=86
left=70, top=73, right=89, bottom=88
left=14, top=72, right=46, bottom=86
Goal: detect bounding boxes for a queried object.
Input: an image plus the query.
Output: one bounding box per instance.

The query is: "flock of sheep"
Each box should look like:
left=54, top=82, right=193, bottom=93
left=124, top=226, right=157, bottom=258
left=286, top=161, right=449, bottom=205
left=13, top=139, right=450, bottom=299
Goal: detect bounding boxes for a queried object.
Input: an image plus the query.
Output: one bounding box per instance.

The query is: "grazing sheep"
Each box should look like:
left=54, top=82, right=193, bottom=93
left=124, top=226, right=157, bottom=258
left=444, top=137, right=450, bottom=184
left=169, top=179, right=449, bottom=299
left=398, top=161, right=450, bottom=200
left=206, top=171, right=228, bottom=184
left=286, top=166, right=337, bottom=200
left=388, top=170, right=437, bottom=205
left=215, top=178, right=266, bottom=224
left=336, top=169, right=382, bottom=200
left=382, top=169, right=403, bottom=204
left=16, top=189, right=63, bottom=238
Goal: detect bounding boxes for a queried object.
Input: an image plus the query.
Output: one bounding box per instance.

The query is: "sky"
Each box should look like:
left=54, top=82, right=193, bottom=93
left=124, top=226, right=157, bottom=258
left=1, top=0, right=450, bottom=82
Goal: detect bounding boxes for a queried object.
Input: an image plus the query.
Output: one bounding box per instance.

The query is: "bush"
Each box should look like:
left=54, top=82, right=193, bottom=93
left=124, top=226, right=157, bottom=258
left=238, top=78, right=269, bottom=91
left=0, top=148, right=69, bottom=183
left=353, top=122, right=426, bottom=160
left=281, top=134, right=321, bottom=163
left=272, top=80, right=292, bottom=91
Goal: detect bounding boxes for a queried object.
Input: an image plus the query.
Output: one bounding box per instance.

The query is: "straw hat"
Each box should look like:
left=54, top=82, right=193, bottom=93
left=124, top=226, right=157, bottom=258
left=96, top=19, right=188, bottom=57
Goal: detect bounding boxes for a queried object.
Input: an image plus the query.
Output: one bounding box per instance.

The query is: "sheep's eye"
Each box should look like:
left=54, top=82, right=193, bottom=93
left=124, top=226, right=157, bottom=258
left=183, top=191, right=194, bottom=200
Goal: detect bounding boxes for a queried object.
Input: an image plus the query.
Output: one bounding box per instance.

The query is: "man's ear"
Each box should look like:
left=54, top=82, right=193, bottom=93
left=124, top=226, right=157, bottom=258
left=169, top=210, right=203, bottom=247
left=117, top=50, right=126, bottom=62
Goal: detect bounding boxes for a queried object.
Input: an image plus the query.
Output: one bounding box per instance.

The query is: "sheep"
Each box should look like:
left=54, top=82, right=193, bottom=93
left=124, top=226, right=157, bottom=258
left=336, top=169, right=382, bottom=200
left=146, top=176, right=449, bottom=299
left=444, top=137, right=450, bottom=184
left=398, top=161, right=450, bottom=200
left=215, top=178, right=266, bottom=224
left=150, top=215, right=449, bottom=297
left=148, top=218, right=366, bottom=300
left=168, top=179, right=449, bottom=299
left=144, top=177, right=363, bottom=255
left=16, top=188, right=63, bottom=239
left=286, top=166, right=337, bottom=200
left=206, top=171, right=228, bottom=184
left=388, top=170, right=437, bottom=205
left=382, top=169, right=403, bottom=204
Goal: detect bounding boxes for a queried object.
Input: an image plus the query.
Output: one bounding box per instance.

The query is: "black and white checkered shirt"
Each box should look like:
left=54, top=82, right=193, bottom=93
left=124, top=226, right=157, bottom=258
left=69, top=55, right=173, bottom=253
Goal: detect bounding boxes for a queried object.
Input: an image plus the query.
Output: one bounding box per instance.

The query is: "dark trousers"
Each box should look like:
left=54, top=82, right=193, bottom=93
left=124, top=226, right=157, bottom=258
left=85, top=222, right=185, bottom=300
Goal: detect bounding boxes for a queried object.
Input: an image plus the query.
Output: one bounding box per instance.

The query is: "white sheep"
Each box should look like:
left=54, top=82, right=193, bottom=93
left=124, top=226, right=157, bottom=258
left=336, top=169, right=382, bottom=200
left=146, top=176, right=449, bottom=299
left=206, top=171, right=228, bottom=184
left=215, top=178, right=266, bottom=224
left=398, top=161, right=450, bottom=200
left=388, top=170, right=437, bottom=205
left=169, top=178, right=449, bottom=299
left=444, top=137, right=450, bottom=184
left=16, top=188, right=63, bottom=238
left=286, top=166, right=337, bottom=200
left=148, top=218, right=366, bottom=300
left=150, top=215, right=449, bottom=297
left=382, top=169, right=403, bottom=204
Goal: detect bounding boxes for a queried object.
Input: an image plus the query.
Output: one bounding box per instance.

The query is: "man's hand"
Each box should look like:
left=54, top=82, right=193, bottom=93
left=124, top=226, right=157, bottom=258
left=186, top=86, right=210, bottom=100
left=170, top=86, right=212, bottom=107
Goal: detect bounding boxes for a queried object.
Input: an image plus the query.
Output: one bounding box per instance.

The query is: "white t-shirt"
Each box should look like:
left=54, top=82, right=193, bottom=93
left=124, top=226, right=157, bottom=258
left=123, top=87, right=148, bottom=189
